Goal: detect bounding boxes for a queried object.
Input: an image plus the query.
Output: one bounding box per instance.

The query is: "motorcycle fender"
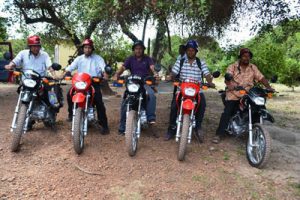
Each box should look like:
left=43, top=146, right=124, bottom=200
left=72, top=93, right=86, bottom=104
left=261, top=109, right=275, bottom=123
left=182, top=99, right=194, bottom=113
left=21, top=91, right=33, bottom=103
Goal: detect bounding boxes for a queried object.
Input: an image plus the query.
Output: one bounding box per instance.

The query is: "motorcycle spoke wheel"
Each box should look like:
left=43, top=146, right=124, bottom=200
left=11, top=104, right=28, bottom=152
left=246, top=123, right=271, bottom=168
left=178, top=114, right=190, bottom=161
left=125, top=110, right=138, bottom=156
left=73, top=108, right=85, bottom=154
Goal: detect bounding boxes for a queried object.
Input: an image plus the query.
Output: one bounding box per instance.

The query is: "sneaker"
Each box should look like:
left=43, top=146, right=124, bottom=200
left=211, top=136, right=221, bottom=144
left=164, top=131, right=175, bottom=141
left=118, top=130, right=125, bottom=136
left=148, top=120, right=156, bottom=125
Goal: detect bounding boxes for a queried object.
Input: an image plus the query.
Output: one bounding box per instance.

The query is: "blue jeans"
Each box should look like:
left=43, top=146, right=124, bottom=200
left=119, top=85, right=156, bottom=132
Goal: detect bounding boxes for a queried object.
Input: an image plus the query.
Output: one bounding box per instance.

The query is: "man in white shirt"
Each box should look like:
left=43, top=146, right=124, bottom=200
left=5, top=35, right=62, bottom=130
left=5, top=35, right=53, bottom=76
left=65, top=39, right=109, bottom=134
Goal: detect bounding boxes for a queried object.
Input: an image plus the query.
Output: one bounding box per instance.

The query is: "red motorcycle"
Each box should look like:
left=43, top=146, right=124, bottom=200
left=66, top=66, right=112, bottom=154
left=174, top=72, right=219, bottom=161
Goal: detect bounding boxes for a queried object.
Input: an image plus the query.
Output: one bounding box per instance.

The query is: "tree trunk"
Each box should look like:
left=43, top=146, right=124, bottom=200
left=100, top=81, right=116, bottom=96
left=142, top=14, right=149, bottom=42
left=152, top=19, right=167, bottom=63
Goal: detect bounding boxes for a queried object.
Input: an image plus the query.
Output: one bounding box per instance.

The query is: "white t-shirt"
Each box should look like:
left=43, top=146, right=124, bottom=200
left=12, top=49, right=52, bottom=76
left=65, top=54, right=105, bottom=77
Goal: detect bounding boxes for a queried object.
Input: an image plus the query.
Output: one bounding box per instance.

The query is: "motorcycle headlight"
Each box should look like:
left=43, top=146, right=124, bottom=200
left=253, top=97, right=265, bottom=105
left=23, top=79, right=37, bottom=88
left=184, top=87, right=196, bottom=96
left=75, top=81, right=87, bottom=90
left=127, top=83, right=140, bottom=92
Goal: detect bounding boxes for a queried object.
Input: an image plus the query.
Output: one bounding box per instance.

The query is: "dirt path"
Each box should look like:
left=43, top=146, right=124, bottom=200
left=0, top=83, right=299, bottom=199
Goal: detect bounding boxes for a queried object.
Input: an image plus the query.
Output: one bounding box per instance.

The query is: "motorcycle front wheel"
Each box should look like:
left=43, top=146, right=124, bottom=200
left=246, top=123, right=272, bottom=168
left=178, top=114, right=190, bottom=161
left=11, top=104, right=28, bottom=152
left=73, top=107, right=85, bottom=154
left=125, top=110, right=138, bottom=156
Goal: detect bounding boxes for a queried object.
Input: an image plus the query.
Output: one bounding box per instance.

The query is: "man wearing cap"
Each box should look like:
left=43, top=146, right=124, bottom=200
left=64, top=38, right=110, bottom=134
left=165, top=39, right=215, bottom=142
left=212, top=48, right=274, bottom=144
left=113, top=40, right=158, bottom=135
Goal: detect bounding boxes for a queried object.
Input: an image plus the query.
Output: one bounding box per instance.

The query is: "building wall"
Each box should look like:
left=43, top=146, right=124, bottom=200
left=54, top=43, right=77, bottom=68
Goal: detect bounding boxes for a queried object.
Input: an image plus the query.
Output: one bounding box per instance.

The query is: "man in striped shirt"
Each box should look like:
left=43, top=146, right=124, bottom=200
left=165, top=40, right=215, bottom=142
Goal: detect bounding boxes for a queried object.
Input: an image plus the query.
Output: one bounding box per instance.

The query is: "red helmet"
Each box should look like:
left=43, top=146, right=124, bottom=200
left=82, top=38, right=94, bottom=49
left=239, top=48, right=253, bottom=59
left=27, top=35, right=41, bottom=46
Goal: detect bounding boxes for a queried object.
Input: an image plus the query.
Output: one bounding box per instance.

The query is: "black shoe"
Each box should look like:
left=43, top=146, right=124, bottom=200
left=101, top=127, right=110, bottom=135
left=67, top=115, right=72, bottom=122
left=118, top=129, right=125, bottom=136
left=27, top=120, right=35, bottom=131
left=195, top=128, right=204, bottom=143
left=164, top=131, right=175, bottom=141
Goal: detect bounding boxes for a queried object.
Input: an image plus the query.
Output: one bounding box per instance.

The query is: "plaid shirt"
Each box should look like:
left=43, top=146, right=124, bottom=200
left=226, top=62, right=264, bottom=100
left=172, top=58, right=210, bottom=82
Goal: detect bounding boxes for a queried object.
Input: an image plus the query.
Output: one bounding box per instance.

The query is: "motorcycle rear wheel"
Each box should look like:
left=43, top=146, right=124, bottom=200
left=178, top=114, right=190, bottom=161
left=125, top=110, right=138, bottom=156
left=246, top=123, right=272, bottom=168
left=11, top=104, right=28, bottom=152
left=73, top=107, right=85, bottom=154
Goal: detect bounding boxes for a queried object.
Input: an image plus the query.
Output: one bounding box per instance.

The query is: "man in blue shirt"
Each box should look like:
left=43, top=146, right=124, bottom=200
left=165, top=40, right=215, bottom=142
left=65, top=39, right=109, bottom=134
left=113, top=40, right=159, bottom=135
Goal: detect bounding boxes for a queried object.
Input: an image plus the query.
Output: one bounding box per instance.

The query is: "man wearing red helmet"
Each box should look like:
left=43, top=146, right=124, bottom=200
left=64, top=38, right=110, bottom=134
left=5, top=35, right=53, bottom=76
left=213, top=48, right=274, bottom=144
left=5, top=35, right=62, bottom=130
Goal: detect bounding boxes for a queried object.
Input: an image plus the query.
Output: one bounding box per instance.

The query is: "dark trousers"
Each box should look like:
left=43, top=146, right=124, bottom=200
left=216, top=100, right=239, bottom=136
left=168, top=92, right=206, bottom=134
left=67, top=84, right=108, bottom=129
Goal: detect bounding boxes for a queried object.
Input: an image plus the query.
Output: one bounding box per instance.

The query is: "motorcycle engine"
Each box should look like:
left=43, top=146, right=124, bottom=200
left=87, top=107, right=95, bottom=121
left=228, top=112, right=247, bottom=136
left=31, top=102, right=51, bottom=120
left=140, top=109, right=147, bottom=125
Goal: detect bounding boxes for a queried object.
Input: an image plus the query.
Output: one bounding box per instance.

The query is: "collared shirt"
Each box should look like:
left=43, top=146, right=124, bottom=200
left=66, top=54, right=105, bottom=77
left=172, top=58, right=210, bottom=82
left=124, top=55, right=154, bottom=78
left=12, top=49, right=52, bottom=76
left=226, top=62, right=264, bottom=101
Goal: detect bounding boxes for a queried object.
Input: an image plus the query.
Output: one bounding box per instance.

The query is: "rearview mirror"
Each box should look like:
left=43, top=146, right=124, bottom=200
left=154, top=63, right=162, bottom=72
left=105, top=65, right=113, bottom=75
left=270, top=75, right=278, bottom=83
left=51, top=63, right=62, bottom=71
left=224, top=73, right=233, bottom=81
left=212, top=71, right=220, bottom=78
left=3, top=52, right=12, bottom=60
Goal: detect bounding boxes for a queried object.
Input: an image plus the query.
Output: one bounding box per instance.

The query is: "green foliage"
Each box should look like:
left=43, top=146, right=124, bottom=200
left=0, top=17, right=8, bottom=41
left=244, top=19, right=300, bottom=88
